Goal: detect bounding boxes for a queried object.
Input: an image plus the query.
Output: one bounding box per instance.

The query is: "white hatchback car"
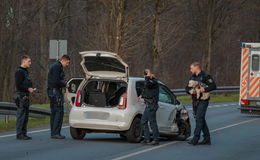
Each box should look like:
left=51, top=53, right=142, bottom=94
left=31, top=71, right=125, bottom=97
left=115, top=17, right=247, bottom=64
left=66, top=51, right=191, bottom=142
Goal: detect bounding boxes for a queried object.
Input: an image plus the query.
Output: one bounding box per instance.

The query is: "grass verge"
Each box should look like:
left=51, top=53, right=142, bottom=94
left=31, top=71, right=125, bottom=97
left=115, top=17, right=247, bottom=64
left=177, top=93, right=239, bottom=104
left=0, top=103, right=70, bottom=132
left=0, top=116, right=69, bottom=132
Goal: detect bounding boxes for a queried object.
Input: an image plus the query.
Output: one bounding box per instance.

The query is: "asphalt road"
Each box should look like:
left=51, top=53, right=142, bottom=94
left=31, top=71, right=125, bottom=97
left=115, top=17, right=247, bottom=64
left=0, top=102, right=260, bottom=160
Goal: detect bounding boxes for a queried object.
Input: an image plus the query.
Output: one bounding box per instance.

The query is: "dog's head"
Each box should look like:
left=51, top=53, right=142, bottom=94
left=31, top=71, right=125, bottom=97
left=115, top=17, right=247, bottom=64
left=188, top=80, right=199, bottom=88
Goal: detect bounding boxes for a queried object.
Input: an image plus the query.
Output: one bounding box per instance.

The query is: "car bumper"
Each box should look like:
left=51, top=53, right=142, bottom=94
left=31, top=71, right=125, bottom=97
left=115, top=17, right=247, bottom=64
left=69, top=106, right=133, bottom=131
left=240, top=105, right=260, bottom=115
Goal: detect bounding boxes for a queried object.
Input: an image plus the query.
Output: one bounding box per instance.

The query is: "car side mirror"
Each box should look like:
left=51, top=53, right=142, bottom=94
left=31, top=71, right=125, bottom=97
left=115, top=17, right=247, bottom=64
left=175, top=99, right=180, bottom=105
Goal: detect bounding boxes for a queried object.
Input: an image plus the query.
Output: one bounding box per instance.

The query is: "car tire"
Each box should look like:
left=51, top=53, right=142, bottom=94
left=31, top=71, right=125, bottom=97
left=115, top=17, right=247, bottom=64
left=125, top=117, right=142, bottom=143
left=178, top=118, right=191, bottom=140
left=120, top=134, right=127, bottom=140
left=70, top=127, right=86, bottom=140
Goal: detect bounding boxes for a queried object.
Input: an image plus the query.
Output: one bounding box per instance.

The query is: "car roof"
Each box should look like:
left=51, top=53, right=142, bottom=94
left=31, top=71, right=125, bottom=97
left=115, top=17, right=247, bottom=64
left=129, top=77, right=143, bottom=80
left=129, top=77, right=164, bottom=85
left=79, top=51, right=117, bottom=55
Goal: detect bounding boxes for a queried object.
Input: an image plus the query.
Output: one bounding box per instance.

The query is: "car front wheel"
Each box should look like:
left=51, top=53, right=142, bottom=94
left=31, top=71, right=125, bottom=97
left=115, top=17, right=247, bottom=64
left=70, top=127, right=86, bottom=140
left=178, top=118, right=191, bottom=140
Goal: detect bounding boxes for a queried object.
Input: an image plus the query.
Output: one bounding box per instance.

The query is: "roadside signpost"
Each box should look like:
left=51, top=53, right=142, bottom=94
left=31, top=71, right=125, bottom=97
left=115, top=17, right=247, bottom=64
left=49, top=40, right=67, bottom=59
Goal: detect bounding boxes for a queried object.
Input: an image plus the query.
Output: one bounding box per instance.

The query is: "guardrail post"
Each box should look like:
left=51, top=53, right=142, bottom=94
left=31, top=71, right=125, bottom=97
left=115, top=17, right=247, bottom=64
left=4, top=115, right=9, bottom=123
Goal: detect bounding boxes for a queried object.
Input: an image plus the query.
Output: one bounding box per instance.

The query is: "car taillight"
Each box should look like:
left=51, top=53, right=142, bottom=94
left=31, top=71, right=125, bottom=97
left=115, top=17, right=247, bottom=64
left=118, top=93, right=127, bottom=109
left=75, top=90, right=82, bottom=107
left=241, top=100, right=249, bottom=105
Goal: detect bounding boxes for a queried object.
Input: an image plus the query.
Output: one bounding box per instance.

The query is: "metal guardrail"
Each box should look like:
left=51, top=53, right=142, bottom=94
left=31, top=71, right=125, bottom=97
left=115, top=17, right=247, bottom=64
left=0, top=86, right=239, bottom=117
left=172, top=86, right=239, bottom=96
left=0, top=102, right=50, bottom=118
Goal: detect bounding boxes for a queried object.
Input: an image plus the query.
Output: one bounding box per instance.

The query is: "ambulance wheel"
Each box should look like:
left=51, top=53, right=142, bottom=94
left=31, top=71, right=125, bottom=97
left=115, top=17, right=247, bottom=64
left=70, top=127, right=86, bottom=140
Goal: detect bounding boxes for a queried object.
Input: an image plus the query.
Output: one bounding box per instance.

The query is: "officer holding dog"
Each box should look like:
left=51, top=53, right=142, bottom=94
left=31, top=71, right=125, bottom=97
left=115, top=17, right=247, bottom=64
left=15, top=55, right=36, bottom=140
left=185, top=62, right=216, bottom=145
left=138, top=69, right=160, bottom=145
left=47, top=55, right=70, bottom=139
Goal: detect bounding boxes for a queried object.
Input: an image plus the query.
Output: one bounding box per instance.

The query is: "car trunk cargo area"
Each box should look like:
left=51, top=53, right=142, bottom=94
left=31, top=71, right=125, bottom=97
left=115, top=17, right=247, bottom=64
left=82, top=80, right=127, bottom=107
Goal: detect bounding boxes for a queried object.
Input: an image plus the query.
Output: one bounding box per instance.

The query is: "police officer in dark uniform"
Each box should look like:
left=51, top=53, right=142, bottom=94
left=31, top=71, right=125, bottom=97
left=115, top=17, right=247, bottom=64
left=15, top=55, right=36, bottom=140
left=138, top=69, right=160, bottom=145
left=185, top=62, right=216, bottom=145
left=47, top=55, right=70, bottom=139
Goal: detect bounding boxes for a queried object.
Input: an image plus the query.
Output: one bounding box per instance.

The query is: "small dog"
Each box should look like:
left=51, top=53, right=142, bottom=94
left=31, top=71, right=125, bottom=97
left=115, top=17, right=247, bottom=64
left=188, top=80, right=209, bottom=100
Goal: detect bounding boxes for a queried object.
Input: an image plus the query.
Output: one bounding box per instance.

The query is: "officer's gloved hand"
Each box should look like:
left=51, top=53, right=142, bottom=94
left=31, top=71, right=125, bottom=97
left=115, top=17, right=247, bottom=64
left=145, top=76, right=151, bottom=81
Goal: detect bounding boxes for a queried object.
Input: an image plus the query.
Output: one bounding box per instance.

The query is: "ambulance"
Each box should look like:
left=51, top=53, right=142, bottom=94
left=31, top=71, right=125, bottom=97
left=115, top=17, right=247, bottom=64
left=240, top=42, right=260, bottom=114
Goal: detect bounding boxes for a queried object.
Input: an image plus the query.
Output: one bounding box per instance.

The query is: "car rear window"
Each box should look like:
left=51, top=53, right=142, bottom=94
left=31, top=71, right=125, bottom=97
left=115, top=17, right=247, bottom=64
left=252, top=55, right=260, bottom=71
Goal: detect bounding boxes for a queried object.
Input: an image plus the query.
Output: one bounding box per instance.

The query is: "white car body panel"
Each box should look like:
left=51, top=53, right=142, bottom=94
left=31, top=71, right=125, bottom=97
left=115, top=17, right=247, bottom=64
left=68, top=77, right=184, bottom=135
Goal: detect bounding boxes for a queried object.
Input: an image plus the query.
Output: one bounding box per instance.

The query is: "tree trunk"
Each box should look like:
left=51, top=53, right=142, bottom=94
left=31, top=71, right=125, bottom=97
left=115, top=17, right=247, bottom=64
left=152, top=0, right=162, bottom=73
left=115, top=0, right=126, bottom=56
left=205, top=0, right=214, bottom=72
left=39, top=0, right=48, bottom=102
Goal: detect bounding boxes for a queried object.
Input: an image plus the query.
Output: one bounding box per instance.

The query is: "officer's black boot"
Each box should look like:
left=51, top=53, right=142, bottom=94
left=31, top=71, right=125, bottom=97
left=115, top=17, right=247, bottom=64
left=148, top=139, right=159, bottom=145
left=187, top=140, right=198, bottom=145
left=24, top=135, right=32, bottom=140
left=198, top=139, right=211, bottom=145
left=16, top=135, right=32, bottom=140
left=187, top=137, right=199, bottom=145
left=141, top=139, right=150, bottom=144
left=51, top=134, right=66, bottom=139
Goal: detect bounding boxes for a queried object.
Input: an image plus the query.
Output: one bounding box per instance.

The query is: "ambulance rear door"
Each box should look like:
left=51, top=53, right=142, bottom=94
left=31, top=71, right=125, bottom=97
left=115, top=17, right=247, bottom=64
left=248, top=48, right=260, bottom=100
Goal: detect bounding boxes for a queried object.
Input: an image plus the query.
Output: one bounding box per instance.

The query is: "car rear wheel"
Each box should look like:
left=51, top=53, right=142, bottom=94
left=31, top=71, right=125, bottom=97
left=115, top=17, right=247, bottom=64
left=70, top=127, right=86, bottom=140
left=125, top=117, right=142, bottom=143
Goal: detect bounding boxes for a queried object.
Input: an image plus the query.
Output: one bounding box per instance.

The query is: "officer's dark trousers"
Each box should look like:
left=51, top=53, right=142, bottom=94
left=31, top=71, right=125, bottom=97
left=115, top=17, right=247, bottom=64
left=47, top=89, right=64, bottom=136
left=141, top=102, right=159, bottom=141
left=16, top=94, right=30, bottom=136
left=192, top=100, right=210, bottom=141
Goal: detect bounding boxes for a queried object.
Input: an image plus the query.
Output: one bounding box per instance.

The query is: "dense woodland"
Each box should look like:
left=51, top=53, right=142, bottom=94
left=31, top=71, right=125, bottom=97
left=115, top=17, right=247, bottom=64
left=0, top=0, right=259, bottom=103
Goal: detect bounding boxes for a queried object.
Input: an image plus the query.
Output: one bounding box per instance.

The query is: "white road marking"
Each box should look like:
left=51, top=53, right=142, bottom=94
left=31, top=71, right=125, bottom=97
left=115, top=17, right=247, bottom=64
left=0, top=126, right=69, bottom=138
left=186, top=103, right=237, bottom=111
left=112, top=118, right=259, bottom=160
left=210, top=118, right=258, bottom=133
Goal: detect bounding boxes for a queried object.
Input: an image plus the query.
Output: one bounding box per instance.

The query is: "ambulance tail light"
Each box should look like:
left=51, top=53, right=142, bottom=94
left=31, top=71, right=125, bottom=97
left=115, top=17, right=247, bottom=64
left=118, top=93, right=127, bottom=109
left=75, top=90, right=82, bottom=107
left=241, top=100, right=249, bottom=105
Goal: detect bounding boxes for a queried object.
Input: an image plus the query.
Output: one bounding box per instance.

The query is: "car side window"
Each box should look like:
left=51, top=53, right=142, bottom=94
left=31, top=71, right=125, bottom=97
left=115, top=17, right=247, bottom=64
left=159, top=85, right=173, bottom=104
left=159, top=85, right=180, bottom=105
left=136, top=81, right=145, bottom=97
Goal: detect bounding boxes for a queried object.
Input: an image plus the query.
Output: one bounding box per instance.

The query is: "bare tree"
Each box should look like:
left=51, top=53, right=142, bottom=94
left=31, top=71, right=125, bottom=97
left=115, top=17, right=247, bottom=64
left=187, top=0, right=247, bottom=72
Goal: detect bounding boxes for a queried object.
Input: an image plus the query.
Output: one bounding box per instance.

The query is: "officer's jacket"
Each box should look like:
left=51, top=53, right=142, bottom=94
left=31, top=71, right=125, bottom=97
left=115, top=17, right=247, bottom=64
left=185, top=71, right=216, bottom=100
left=48, top=61, right=66, bottom=89
left=15, top=67, right=33, bottom=93
left=141, top=77, right=159, bottom=102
